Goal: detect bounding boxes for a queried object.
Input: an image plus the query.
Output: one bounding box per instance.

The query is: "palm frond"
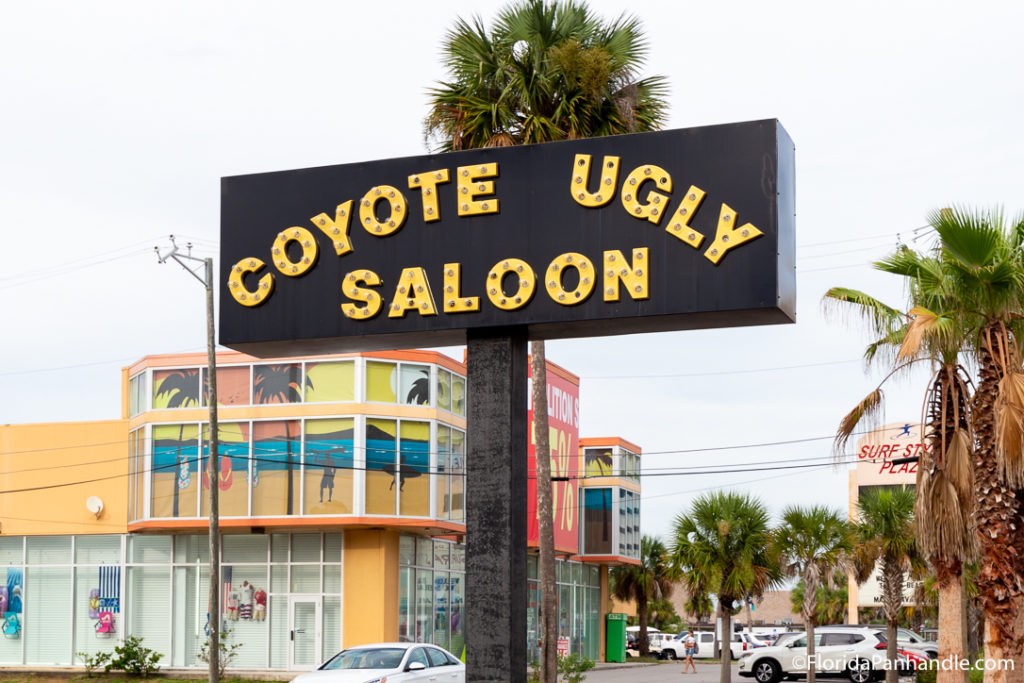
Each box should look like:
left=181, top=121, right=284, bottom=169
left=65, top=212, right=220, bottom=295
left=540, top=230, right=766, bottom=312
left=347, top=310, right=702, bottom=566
left=994, top=370, right=1024, bottom=487
left=834, top=388, right=884, bottom=458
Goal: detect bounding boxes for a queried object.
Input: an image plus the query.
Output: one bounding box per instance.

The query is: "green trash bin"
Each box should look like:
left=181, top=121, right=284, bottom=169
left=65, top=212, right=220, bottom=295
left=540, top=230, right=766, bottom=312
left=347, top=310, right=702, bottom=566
left=606, top=613, right=627, bottom=663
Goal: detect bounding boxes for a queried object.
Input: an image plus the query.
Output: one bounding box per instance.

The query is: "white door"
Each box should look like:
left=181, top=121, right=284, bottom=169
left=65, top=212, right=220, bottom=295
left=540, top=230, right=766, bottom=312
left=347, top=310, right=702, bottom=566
left=290, top=597, right=322, bottom=669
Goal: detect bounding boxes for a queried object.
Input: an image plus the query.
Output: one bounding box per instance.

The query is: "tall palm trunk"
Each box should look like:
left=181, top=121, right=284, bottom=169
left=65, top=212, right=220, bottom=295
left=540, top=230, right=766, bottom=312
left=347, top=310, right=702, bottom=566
left=638, top=593, right=650, bottom=657
left=803, top=568, right=819, bottom=683
left=532, top=341, right=557, bottom=683
left=881, top=555, right=904, bottom=683
left=936, top=567, right=966, bottom=683
left=717, top=600, right=732, bottom=683
left=973, top=327, right=1021, bottom=683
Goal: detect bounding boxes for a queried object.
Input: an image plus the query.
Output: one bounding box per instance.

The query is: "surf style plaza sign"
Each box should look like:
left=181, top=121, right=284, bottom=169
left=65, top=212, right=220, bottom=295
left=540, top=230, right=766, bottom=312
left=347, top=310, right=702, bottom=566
left=219, top=119, right=796, bottom=354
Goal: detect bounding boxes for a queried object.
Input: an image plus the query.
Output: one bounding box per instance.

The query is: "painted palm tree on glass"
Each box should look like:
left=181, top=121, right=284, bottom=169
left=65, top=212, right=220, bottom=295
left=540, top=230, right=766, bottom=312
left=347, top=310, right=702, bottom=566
left=154, top=368, right=201, bottom=517
left=253, top=364, right=312, bottom=515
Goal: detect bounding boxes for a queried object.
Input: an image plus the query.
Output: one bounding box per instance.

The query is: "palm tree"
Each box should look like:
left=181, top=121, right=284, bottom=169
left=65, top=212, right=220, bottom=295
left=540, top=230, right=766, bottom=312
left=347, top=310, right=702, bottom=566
left=154, top=368, right=201, bottom=517
left=669, top=491, right=780, bottom=683
left=824, top=244, right=977, bottom=683
left=855, top=486, right=916, bottom=683
left=924, top=207, right=1024, bottom=677
left=253, top=364, right=312, bottom=515
left=426, top=4, right=669, bottom=680
left=610, top=535, right=673, bottom=658
left=774, top=506, right=854, bottom=683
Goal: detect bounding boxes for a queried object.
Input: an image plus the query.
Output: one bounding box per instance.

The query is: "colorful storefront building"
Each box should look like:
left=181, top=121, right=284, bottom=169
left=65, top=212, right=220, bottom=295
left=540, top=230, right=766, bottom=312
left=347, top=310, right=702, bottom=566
left=0, top=350, right=640, bottom=670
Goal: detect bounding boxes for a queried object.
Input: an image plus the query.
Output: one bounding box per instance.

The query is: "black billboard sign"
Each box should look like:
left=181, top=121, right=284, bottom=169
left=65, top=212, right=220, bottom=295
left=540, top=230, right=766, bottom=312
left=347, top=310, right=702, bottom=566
left=220, top=119, right=795, bottom=355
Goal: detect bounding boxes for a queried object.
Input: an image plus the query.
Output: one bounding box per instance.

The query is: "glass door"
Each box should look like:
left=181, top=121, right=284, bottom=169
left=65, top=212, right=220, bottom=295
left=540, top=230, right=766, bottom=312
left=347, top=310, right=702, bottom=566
left=289, top=597, right=322, bottom=669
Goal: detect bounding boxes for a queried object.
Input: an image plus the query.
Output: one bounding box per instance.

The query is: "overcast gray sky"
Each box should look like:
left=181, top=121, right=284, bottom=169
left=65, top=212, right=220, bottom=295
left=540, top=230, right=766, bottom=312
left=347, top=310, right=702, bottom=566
left=3, top=0, right=1022, bottom=542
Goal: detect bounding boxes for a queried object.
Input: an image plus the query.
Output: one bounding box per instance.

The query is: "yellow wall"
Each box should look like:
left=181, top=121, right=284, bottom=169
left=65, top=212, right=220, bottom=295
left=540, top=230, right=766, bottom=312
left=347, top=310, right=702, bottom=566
left=343, top=528, right=400, bottom=646
left=0, top=420, right=129, bottom=535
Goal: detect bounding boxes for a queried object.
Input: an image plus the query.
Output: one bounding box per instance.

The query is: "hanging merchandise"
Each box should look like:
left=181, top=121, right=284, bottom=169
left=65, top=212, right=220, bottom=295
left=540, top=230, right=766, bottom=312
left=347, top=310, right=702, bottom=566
left=238, top=581, right=254, bottom=620
left=253, top=588, right=267, bottom=621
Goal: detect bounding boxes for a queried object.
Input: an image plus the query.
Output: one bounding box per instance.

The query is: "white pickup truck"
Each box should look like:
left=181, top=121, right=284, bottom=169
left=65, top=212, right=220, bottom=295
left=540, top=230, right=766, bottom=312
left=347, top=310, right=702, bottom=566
left=661, top=631, right=767, bottom=660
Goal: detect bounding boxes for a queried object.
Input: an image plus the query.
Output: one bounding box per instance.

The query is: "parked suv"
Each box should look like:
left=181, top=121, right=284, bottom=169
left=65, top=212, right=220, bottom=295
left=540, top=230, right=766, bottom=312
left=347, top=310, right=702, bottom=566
left=823, top=625, right=938, bottom=659
left=738, top=626, right=912, bottom=683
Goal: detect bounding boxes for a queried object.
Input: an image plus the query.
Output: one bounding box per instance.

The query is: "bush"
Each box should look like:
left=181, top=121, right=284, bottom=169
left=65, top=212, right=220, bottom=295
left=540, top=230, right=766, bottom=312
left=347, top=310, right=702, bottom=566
left=104, top=635, right=163, bottom=677
left=77, top=650, right=111, bottom=677
left=558, top=653, right=595, bottom=683
left=198, top=627, right=243, bottom=677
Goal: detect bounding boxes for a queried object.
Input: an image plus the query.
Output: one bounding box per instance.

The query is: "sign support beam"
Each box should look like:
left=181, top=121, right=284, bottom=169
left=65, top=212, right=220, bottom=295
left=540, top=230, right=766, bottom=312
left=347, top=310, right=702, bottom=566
left=465, top=327, right=528, bottom=683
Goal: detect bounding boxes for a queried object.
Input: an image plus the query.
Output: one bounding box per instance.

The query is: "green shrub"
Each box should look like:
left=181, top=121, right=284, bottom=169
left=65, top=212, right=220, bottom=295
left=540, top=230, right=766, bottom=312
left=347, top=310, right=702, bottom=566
left=558, top=653, right=595, bottom=683
left=104, top=635, right=163, bottom=677
left=198, top=628, right=243, bottom=677
left=76, top=650, right=112, bottom=677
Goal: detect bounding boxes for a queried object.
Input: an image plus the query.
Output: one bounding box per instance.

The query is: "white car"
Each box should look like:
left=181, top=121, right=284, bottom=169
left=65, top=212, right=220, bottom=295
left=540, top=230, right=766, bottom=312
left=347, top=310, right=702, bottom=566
left=737, top=626, right=913, bottom=683
left=291, top=643, right=465, bottom=683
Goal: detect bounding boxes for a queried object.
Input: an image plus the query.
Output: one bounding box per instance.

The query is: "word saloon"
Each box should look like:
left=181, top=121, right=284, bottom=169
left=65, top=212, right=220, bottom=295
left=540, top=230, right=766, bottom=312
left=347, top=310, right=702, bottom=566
left=220, top=119, right=795, bottom=355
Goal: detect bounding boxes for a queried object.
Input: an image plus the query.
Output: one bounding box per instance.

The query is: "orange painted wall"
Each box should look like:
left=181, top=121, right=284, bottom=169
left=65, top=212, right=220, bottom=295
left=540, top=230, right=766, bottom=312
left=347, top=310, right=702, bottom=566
left=0, top=420, right=129, bottom=535
left=342, top=529, right=400, bottom=646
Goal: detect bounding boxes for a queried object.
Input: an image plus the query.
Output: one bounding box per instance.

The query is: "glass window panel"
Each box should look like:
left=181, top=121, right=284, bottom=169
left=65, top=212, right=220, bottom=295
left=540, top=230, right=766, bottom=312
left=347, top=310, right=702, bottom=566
left=75, top=536, right=120, bottom=564
left=221, top=566, right=268, bottom=666
left=400, top=364, right=432, bottom=405
left=324, top=564, right=341, bottom=594
left=74, top=567, right=119, bottom=662
left=324, top=534, right=342, bottom=563
left=451, top=430, right=465, bottom=522
left=400, top=536, right=415, bottom=566
left=270, top=565, right=288, bottom=594
left=171, top=566, right=201, bottom=667
left=129, top=536, right=171, bottom=564
left=323, top=596, right=341, bottom=661
left=583, top=489, right=612, bottom=555
left=416, top=538, right=433, bottom=568
left=432, top=571, right=449, bottom=650
left=0, top=567, right=22, bottom=664
left=0, top=537, right=22, bottom=565
left=399, top=421, right=430, bottom=517
left=366, top=361, right=397, bottom=403
left=304, top=418, right=354, bottom=515
left=173, top=535, right=209, bottom=564
left=27, top=536, right=71, bottom=565
left=127, top=566, right=171, bottom=657
left=436, top=426, right=452, bottom=519
left=292, top=534, right=321, bottom=562
left=152, top=424, right=199, bottom=518
left=432, top=542, right=450, bottom=570
left=451, top=375, right=466, bottom=417
left=201, top=422, right=250, bottom=518
left=253, top=363, right=304, bottom=404
left=414, top=569, right=433, bottom=643
left=305, top=361, right=355, bottom=403
left=152, top=368, right=201, bottom=409
left=527, top=554, right=538, bottom=580
left=436, top=370, right=451, bottom=412
left=449, top=572, right=464, bottom=658
left=202, top=365, right=251, bottom=407
left=451, top=545, right=465, bottom=572
left=25, top=566, right=71, bottom=664
left=572, top=562, right=581, bottom=585
left=222, top=536, right=267, bottom=563
left=252, top=420, right=301, bottom=516
left=269, top=595, right=288, bottom=668
left=270, top=534, right=289, bottom=563
left=290, top=565, right=320, bottom=593
left=399, top=566, right=412, bottom=642
left=366, top=419, right=397, bottom=516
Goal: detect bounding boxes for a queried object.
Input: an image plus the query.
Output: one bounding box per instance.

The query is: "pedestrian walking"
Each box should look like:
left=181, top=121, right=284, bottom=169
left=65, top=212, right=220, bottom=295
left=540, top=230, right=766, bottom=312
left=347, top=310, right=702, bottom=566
left=682, top=629, right=697, bottom=674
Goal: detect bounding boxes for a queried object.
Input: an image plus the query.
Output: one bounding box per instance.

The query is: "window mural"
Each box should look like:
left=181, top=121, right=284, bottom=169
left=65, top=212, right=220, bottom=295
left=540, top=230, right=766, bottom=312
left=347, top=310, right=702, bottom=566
left=436, top=370, right=451, bottom=412
left=584, top=448, right=613, bottom=477
left=152, top=424, right=199, bottom=518
left=201, top=366, right=250, bottom=406
left=365, top=419, right=397, bottom=515
left=366, top=362, right=397, bottom=403
left=305, top=362, right=354, bottom=402
left=252, top=420, right=300, bottom=516
left=253, top=364, right=306, bottom=405
left=400, top=364, right=431, bottom=405
left=303, top=418, right=355, bottom=514
left=153, top=369, right=201, bottom=410
left=582, top=488, right=612, bottom=555
left=201, top=423, right=250, bottom=517
left=399, top=421, right=430, bottom=517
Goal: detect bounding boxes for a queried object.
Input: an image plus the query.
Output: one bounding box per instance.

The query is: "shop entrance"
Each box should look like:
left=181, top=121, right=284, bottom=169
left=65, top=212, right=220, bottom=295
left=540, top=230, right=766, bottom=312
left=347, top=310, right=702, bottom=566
left=289, top=597, right=322, bottom=669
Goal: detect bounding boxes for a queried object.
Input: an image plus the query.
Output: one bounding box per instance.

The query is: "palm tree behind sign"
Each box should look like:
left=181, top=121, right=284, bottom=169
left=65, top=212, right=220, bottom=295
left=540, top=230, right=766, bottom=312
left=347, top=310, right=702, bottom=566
left=610, top=535, right=672, bottom=658
left=155, top=368, right=201, bottom=517
left=253, top=365, right=312, bottom=515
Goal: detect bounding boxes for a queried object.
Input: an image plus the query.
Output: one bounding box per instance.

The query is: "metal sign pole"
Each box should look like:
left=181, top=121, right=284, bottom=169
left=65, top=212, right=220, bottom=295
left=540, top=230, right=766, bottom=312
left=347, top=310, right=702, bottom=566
left=465, top=327, right=528, bottom=683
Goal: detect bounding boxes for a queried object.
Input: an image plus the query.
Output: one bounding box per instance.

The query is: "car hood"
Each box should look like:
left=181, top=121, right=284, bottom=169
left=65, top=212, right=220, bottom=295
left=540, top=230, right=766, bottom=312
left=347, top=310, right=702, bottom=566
left=292, top=668, right=395, bottom=683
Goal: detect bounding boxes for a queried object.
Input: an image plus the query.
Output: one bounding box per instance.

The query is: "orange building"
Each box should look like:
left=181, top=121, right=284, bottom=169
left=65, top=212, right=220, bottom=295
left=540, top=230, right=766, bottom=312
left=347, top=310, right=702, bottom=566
left=0, top=350, right=640, bottom=671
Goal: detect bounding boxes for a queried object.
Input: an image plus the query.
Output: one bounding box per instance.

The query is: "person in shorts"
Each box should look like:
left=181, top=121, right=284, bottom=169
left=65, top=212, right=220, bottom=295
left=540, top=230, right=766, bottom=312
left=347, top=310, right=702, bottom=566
left=682, top=629, right=697, bottom=674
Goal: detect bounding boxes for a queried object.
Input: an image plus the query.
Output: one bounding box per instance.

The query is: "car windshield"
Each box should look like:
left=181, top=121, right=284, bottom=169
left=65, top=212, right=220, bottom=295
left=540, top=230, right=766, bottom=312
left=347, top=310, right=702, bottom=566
left=322, top=648, right=406, bottom=670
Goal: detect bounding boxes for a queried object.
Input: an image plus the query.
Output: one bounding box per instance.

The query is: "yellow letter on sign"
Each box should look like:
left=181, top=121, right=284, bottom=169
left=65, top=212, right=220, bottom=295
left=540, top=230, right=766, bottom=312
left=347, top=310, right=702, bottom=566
left=703, top=204, right=763, bottom=265
left=408, top=170, right=450, bottom=223
left=360, top=186, right=408, bottom=237
left=272, top=227, right=319, bottom=277
left=456, top=163, right=499, bottom=216
left=311, top=200, right=354, bottom=257
left=389, top=267, right=437, bottom=318
left=228, top=257, right=274, bottom=307
left=621, top=165, right=672, bottom=225
left=603, top=248, right=650, bottom=302
left=443, top=263, right=481, bottom=313
left=341, top=270, right=383, bottom=321
left=569, top=154, right=619, bottom=208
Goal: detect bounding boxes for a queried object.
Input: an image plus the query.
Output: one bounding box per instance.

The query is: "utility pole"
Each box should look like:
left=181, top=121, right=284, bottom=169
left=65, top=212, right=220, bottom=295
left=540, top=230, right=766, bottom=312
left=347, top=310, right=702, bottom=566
left=156, top=236, right=221, bottom=683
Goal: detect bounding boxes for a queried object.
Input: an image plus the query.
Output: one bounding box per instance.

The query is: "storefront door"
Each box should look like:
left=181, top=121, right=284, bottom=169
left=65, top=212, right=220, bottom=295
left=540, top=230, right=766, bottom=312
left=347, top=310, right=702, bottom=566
left=289, top=597, right=321, bottom=669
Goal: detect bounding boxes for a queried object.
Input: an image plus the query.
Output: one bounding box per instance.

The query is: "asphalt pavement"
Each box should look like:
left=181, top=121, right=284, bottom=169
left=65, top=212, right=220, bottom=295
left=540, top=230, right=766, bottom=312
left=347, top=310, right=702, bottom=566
left=589, top=659, right=740, bottom=683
